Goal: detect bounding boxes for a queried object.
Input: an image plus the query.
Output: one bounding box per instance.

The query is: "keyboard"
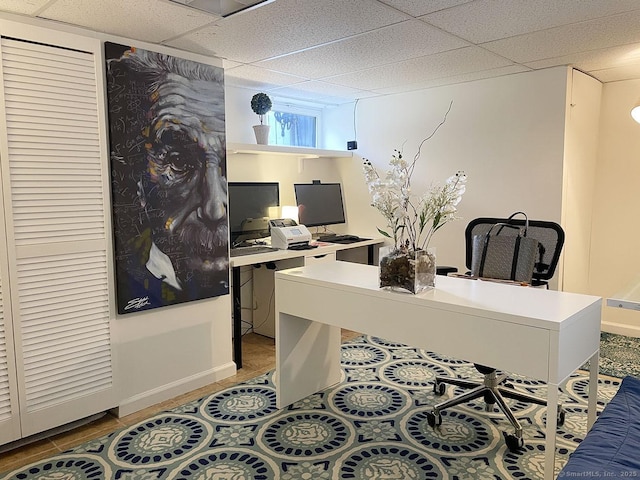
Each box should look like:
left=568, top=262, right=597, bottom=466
left=288, top=243, right=318, bottom=251
left=230, top=246, right=279, bottom=257
left=318, top=234, right=363, bottom=244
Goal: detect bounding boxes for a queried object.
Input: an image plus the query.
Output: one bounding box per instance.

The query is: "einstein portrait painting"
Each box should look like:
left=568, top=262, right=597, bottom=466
left=105, top=42, right=228, bottom=314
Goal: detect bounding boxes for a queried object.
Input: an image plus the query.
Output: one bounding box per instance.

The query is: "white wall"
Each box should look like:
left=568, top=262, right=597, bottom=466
left=226, top=87, right=260, bottom=145
left=229, top=68, right=572, bottom=275
left=561, top=71, right=602, bottom=294
left=591, top=79, right=640, bottom=337
left=114, top=298, right=233, bottom=415
left=325, top=67, right=569, bottom=271
left=225, top=86, right=350, bottom=230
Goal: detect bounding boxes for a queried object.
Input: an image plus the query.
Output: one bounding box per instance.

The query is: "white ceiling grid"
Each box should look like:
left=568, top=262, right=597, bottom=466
left=1, top=0, right=639, bottom=104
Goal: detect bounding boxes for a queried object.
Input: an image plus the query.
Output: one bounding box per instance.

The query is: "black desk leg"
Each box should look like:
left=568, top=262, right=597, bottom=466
left=367, top=245, right=374, bottom=265
left=232, top=266, right=242, bottom=368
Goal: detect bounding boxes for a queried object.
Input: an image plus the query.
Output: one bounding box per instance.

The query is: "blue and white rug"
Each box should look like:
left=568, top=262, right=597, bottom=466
left=598, top=332, right=640, bottom=379
left=1, top=335, right=621, bottom=480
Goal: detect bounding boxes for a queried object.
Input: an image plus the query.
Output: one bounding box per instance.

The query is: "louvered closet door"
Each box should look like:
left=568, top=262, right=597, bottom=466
left=0, top=177, right=21, bottom=444
left=0, top=37, right=115, bottom=436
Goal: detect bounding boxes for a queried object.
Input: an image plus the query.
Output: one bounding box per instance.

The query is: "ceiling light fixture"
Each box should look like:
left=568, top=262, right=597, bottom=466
left=168, top=0, right=275, bottom=18
left=632, top=103, right=640, bottom=124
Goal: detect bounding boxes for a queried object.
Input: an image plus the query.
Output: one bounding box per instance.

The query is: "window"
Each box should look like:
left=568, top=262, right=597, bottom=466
left=266, top=103, right=320, bottom=148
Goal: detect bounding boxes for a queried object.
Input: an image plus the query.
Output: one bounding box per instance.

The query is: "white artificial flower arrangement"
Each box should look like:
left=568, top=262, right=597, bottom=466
left=363, top=103, right=467, bottom=254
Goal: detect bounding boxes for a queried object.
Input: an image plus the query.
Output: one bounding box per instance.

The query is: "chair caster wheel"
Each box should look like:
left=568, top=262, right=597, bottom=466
left=503, top=431, right=524, bottom=452
left=426, top=411, right=442, bottom=428
left=433, top=381, right=446, bottom=396
left=557, top=406, right=566, bottom=427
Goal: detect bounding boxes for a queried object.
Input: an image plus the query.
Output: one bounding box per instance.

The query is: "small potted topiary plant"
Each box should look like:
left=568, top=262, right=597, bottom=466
left=251, top=92, right=272, bottom=144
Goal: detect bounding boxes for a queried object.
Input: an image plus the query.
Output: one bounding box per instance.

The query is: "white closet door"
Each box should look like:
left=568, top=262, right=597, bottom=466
left=0, top=36, right=115, bottom=436
left=0, top=177, right=21, bottom=443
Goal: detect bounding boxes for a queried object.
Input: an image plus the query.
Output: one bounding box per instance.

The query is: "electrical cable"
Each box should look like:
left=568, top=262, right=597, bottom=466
left=251, top=287, right=275, bottom=332
left=236, top=270, right=257, bottom=337
left=353, top=99, right=359, bottom=141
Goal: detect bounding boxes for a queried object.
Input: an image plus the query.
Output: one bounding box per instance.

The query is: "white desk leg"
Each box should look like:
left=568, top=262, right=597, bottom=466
left=544, top=384, right=559, bottom=480
left=587, top=349, right=599, bottom=429
left=276, top=312, right=342, bottom=409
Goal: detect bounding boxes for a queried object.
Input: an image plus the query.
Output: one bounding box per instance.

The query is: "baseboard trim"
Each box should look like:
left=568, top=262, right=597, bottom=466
left=115, top=362, right=237, bottom=417
left=601, top=321, right=640, bottom=338
left=0, top=411, right=107, bottom=454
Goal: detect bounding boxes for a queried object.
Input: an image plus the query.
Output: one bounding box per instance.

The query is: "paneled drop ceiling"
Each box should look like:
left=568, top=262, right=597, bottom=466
left=2, top=0, right=640, bottom=105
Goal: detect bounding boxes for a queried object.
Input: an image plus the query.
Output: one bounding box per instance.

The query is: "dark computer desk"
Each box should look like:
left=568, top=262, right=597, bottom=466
left=229, top=238, right=383, bottom=368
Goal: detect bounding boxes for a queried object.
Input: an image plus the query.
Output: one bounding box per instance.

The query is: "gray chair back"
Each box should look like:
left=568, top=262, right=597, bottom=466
left=465, top=214, right=565, bottom=286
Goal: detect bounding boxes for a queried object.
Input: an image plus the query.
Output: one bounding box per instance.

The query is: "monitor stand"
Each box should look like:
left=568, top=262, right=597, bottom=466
left=311, top=226, right=336, bottom=239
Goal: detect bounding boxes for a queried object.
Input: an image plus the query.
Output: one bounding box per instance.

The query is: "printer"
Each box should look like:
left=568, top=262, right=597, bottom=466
left=269, top=219, right=312, bottom=249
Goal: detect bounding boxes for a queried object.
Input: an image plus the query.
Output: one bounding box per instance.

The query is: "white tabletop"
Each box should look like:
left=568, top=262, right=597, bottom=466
left=230, top=238, right=383, bottom=267
left=276, top=261, right=602, bottom=332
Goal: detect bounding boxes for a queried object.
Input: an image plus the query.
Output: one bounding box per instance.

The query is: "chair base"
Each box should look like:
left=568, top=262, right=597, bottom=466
left=430, top=369, right=564, bottom=452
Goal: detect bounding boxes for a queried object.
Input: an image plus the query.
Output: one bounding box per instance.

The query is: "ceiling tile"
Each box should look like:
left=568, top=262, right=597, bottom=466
left=223, top=75, right=277, bottom=91
left=168, top=0, right=411, bottom=63
left=483, top=9, right=640, bottom=63
left=38, top=0, right=216, bottom=43
left=163, top=27, right=223, bottom=58
left=273, top=80, right=370, bottom=99
left=222, top=59, right=243, bottom=69
left=373, top=65, right=531, bottom=95
left=225, top=64, right=307, bottom=86
left=270, top=81, right=371, bottom=105
left=422, top=0, right=640, bottom=44
left=1, top=0, right=640, bottom=104
left=588, top=63, right=640, bottom=83
left=378, top=0, right=473, bottom=17
left=0, top=0, right=49, bottom=15
left=257, top=19, right=469, bottom=79
left=524, top=44, right=640, bottom=73
left=326, top=46, right=513, bottom=91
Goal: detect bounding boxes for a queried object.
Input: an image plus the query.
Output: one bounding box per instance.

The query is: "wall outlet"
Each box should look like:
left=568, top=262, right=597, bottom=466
left=347, top=140, right=358, bottom=150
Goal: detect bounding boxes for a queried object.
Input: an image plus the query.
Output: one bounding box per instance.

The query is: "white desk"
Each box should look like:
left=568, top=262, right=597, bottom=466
left=275, top=261, right=602, bottom=480
left=230, top=238, right=383, bottom=367
left=606, top=274, right=640, bottom=311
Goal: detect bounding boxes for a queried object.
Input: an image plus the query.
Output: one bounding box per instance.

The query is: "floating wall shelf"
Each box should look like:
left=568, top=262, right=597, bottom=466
left=227, top=143, right=353, bottom=158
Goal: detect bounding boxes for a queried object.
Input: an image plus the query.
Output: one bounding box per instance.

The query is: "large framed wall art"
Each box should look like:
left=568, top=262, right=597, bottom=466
left=105, top=42, right=228, bottom=314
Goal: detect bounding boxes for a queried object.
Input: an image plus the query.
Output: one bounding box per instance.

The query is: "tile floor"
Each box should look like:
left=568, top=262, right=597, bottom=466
left=0, top=330, right=360, bottom=475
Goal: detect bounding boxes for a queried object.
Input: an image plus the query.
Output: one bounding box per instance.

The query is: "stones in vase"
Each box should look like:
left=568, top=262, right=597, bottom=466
left=379, top=248, right=436, bottom=294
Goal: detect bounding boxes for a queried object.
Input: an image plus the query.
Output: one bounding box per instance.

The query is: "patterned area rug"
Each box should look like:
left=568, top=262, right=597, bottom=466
left=597, top=332, right=640, bottom=378
left=1, top=335, right=623, bottom=480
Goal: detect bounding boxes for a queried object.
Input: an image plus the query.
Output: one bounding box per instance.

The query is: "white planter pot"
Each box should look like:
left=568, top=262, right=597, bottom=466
left=253, top=125, right=270, bottom=145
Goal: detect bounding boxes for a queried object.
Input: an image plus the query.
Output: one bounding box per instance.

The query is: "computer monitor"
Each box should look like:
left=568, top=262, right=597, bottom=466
left=228, top=182, right=279, bottom=244
left=294, top=182, right=346, bottom=228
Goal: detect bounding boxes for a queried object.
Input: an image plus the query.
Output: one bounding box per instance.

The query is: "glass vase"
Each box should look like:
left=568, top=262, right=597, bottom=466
left=379, top=247, right=436, bottom=294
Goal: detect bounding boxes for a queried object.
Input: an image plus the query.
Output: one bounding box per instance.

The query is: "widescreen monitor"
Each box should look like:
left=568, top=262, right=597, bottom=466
left=294, top=182, right=346, bottom=228
left=228, top=182, right=279, bottom=244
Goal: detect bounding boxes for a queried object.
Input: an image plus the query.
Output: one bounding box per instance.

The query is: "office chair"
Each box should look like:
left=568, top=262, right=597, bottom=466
left=426, top=214, right=566, bottom=452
